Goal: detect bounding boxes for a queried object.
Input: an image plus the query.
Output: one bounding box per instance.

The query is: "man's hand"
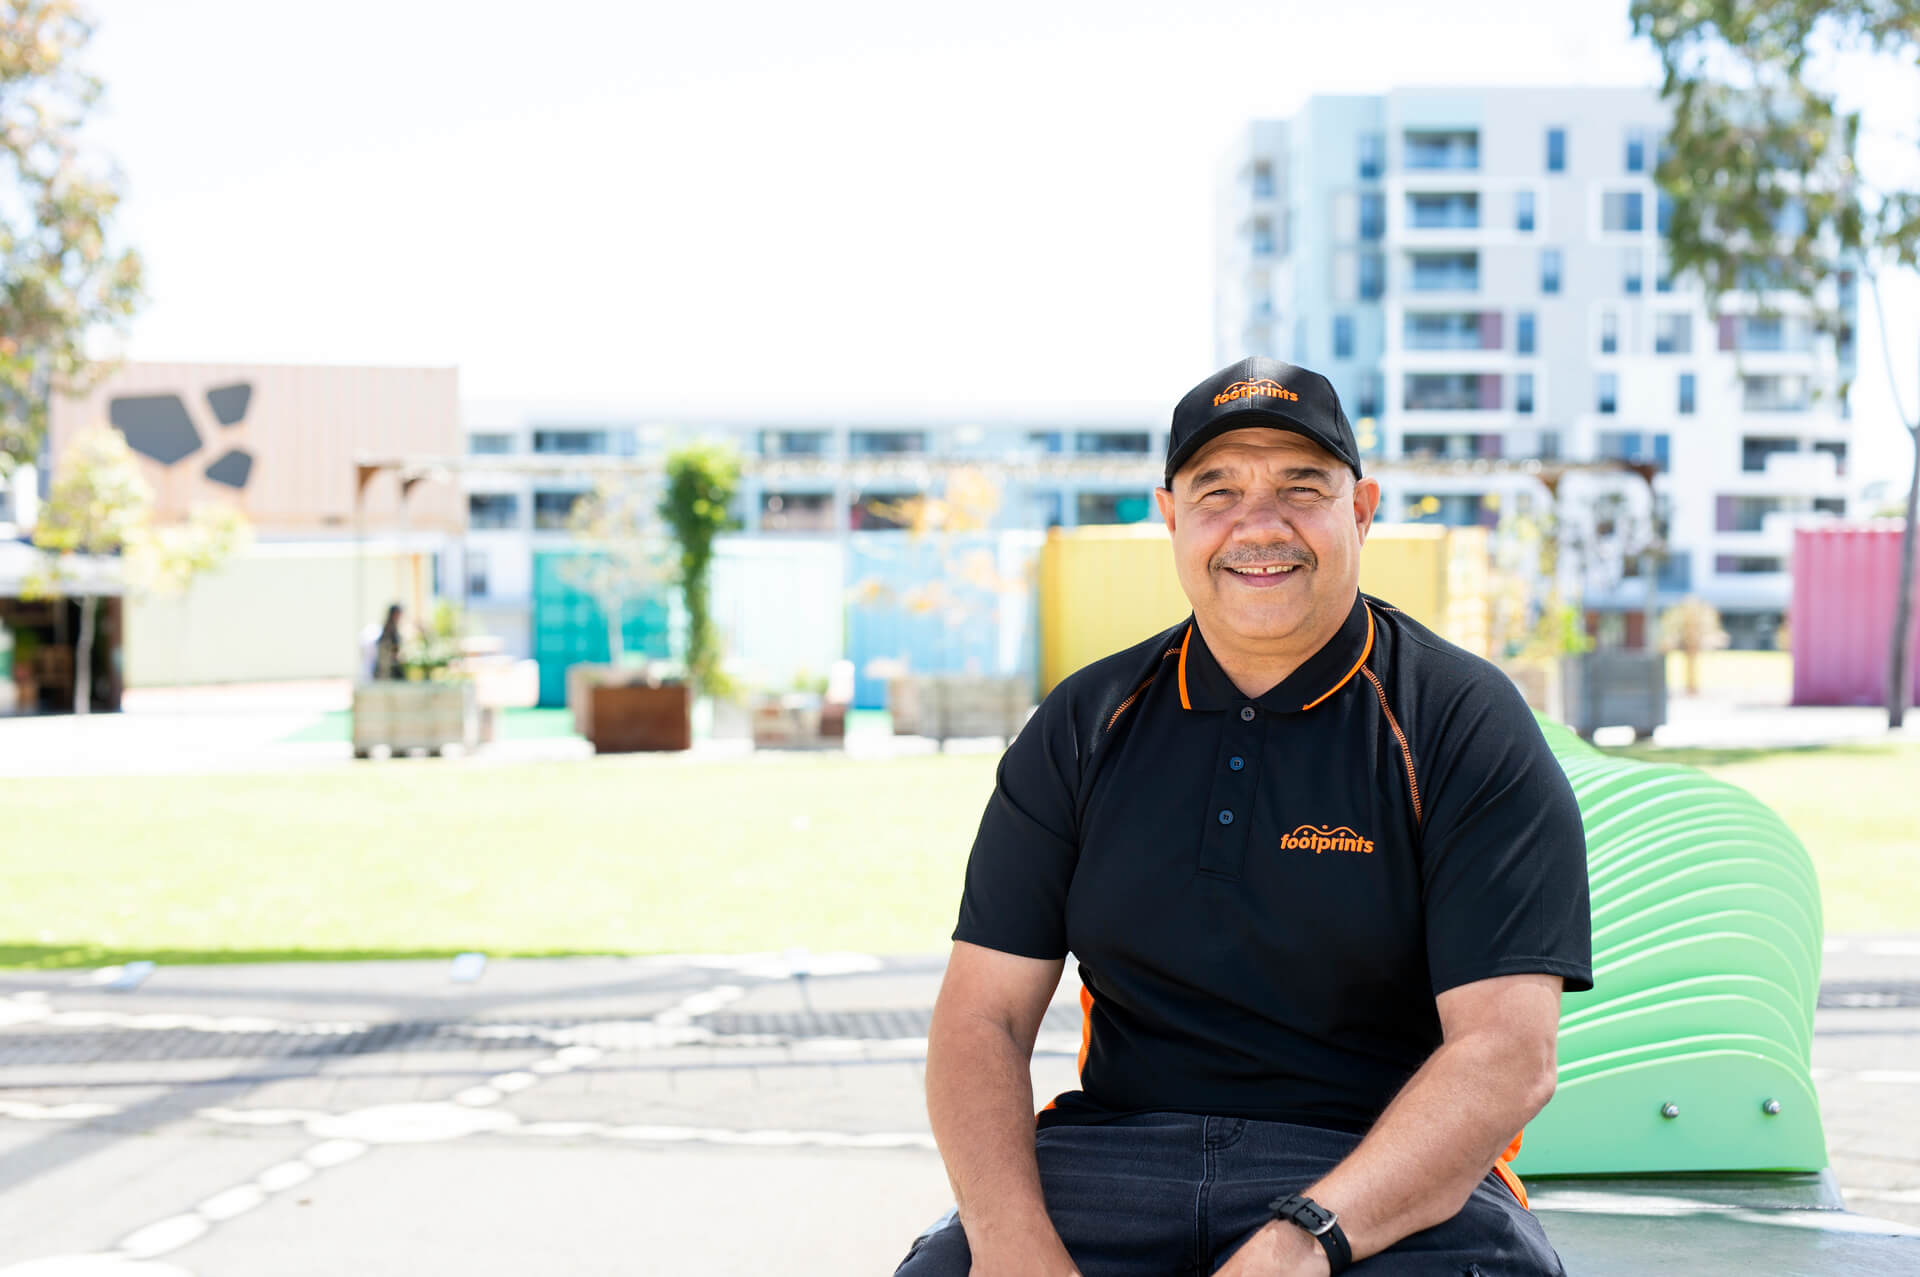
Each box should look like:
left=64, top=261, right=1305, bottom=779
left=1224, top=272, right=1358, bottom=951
left=1212, top=1220, right=1331, bottom=1277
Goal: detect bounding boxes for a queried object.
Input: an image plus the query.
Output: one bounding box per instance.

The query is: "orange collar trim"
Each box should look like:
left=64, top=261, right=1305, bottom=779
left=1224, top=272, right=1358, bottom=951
left=1177, top=623, right=1194, bottom=710
left=1300, top=604, right=1375, bottom=711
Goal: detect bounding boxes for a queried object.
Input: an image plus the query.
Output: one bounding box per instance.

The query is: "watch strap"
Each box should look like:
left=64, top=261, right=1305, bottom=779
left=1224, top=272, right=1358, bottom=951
left=1267, top=1193, right=1353, bottom=1274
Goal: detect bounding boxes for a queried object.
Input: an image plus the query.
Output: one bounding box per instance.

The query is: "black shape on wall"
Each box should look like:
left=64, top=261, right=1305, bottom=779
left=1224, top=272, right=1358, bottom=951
left=110, top=395, right=202, bottom=465
left=206, top=382, right=252, bottom=427
left=203, top=448, right=254, bottom=488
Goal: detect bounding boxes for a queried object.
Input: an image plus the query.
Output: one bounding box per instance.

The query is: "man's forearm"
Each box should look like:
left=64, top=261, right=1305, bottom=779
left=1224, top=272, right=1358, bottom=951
left=925, top=1010, right=1071, bottom=1262
left=1300, top=1029, right=1554, bottom=1261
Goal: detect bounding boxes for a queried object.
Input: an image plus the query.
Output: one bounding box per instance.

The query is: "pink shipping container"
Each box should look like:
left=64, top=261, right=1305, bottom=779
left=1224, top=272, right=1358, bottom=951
left=1791, top=523, right=1920, bottom=707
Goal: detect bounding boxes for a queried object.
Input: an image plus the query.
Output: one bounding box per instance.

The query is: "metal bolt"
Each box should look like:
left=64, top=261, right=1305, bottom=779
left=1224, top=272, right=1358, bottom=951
left=1762, top=1099, right=1782, bottom=1116
left=1660, top=1102, right=1680, bottom=1119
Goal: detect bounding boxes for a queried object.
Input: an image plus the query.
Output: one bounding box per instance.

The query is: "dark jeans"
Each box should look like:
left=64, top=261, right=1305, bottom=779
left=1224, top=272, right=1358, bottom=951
left=894, top=1112, right=1565, bottom=1276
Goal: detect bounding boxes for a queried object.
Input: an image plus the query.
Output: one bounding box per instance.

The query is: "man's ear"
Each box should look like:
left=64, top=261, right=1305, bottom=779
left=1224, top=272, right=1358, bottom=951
left=1155, top=486, right=1176, bottom=533
left=1352, top=476, right=1381, bottom=544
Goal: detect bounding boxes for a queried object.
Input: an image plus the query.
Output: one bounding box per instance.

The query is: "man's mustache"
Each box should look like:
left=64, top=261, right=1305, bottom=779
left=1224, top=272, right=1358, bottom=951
left=1212, top=546, right=1317, bottom=571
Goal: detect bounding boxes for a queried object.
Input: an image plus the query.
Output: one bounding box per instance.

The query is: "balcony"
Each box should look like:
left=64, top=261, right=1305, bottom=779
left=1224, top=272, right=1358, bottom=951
left=1404, top=131, right=1479, bottom=171
left=1403, top=373, right=1500, bottom=413
left=1404, top=311, right=1499, bottom=351
left=1408, top=252, right=1479, bottom=293
left=1406, top=192, right=1480, bottom=230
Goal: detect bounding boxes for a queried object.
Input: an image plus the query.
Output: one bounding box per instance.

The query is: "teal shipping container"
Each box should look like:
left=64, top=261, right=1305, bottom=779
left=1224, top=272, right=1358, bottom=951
left=530, top=551, right=675, bottom=709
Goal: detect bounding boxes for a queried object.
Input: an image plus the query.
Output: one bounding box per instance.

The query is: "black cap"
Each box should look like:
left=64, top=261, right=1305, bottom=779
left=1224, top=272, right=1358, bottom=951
left=1164, top=357, right=1362, bottom=489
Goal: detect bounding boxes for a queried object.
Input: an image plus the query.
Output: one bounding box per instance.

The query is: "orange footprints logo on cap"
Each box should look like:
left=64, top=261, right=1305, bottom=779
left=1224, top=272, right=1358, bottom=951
left=1281, top=824, right=1375, bottom=855
left=1213, top=379, right=1300, bottom=408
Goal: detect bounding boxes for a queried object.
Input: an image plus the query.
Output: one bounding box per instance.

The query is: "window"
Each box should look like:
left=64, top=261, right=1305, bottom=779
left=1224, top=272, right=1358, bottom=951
left=1546, top=127, right=1566, bottom=172
left=467, top=493, right=520, bottom=530
left=1813, top=440, right=1848, bottom=475
left=1356, top=370, right=1382, bottom=419
left=1599, top=431, right=1670, bottom=472
left=849, top=430, right=927, bottom=455
left=1656, top=248, right=1676, bottom=293
left=1622, top=247, right=1644, bottom=295
left=533, top=490, right=582, bottom=530
left=1333, top=314, right=1355, bottom=360
left=1716, top=495, right=1783, bottom=533
left=1403, top=373, right=1493, bottom=412
left=1654, top=313, right=1692, bottom=354
left=1404, top=311, right=1481, bottom=351
left=1514, top=190, right=1535, bottom=232
left=1656, top=191, right=1674, bottom=236
left=1717, top=555, right=1785, bottom=575
left=1540, top=248, right=1562, bottom=294
left=464, top=550, right=488, bottom=600
left=1251, top=218, right=1274, bottom=255
left=1516, top=311, right=1536, bottom=354
left=851, top=492, right=914, bottom=531
left=761, top=491, right=835, bottom=532
left=1358, top=193, right=1385, bottom=241
left=1076, top=491, right=1154, bottom=525
left=1026, top=430, right=1064, bottom=453
left=1678, top=372, right=1696, bottom=415
left=762, top=429, right=829, bottom=456
left=1741, top=375, right=1811, bottom=412
left=1407, top=191, right=1479, bottom=229
left=468, top=433, right=513, bottom=455
left=1625, top=128, right=1647, bottom=173
left=1251, top=161, right=1274, bottom=198
left=1814, top=497, right=1847, bottom=516
left=1602, top=191, right=1644, bottom=233
left=1076, top=431, right=1151, bottom=454
left=533, top=429, right=606, bottom=455
left=1741, top=437, right=1800, bottom=473
left=1726, top=313, right=1812, bottom=353
left=1405, top=492, right=1494, bottom=527
left=1410, top=251, right=1478, bottom=291
left=1515, top=373, right=1535, bottom=415
left=1358, top=132, right=1384, bottom=180
left=1405, top=129, right=1479, bottom=170
left=1357, top=251, right=1384, bottom=301
left=1595, top=371, right=1618, bottom=414
left=1599, top=310, right=1618, bottom=355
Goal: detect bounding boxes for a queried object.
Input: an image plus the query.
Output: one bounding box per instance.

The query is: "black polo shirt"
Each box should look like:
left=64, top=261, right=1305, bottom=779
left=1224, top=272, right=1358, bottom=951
left=954, top=593, right=1592, bottom=1135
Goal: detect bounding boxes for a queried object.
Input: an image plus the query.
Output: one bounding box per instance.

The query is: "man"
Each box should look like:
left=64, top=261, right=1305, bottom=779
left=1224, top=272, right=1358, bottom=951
left=899, top=358, right=1592, bottom=1276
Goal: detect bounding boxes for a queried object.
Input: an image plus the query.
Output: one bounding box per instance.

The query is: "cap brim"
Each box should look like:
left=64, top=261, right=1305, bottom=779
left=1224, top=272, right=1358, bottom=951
left=1164, top=410, right=1361, bottom=488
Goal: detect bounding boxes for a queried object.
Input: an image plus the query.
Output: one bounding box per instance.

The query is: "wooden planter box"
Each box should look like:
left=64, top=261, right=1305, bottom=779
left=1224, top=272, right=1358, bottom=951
left=586, top=682, right=692, bottom=753
left=750, top=695, right=825, bottom=749
left=353, top=681, right=479, bottom=757
left=888, top=674, right=1032, bottom=746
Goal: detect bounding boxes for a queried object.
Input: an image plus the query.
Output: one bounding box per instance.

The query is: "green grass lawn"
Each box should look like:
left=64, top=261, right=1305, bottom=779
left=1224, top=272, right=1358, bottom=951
left=1600, top=739, right=1920, bottom=937
left=3, top=737, right=1914, bottom=970
left=0, top=754, right=998, bottom=969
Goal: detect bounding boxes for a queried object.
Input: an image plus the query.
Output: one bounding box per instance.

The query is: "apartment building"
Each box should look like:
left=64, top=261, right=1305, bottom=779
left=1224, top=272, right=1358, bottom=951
left=1215, top=88, right=1856, bottom=646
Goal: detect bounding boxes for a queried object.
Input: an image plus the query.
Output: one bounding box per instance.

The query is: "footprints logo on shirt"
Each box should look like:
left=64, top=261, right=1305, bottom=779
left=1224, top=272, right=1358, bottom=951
left=1280, top=824, right=1375, bottom=855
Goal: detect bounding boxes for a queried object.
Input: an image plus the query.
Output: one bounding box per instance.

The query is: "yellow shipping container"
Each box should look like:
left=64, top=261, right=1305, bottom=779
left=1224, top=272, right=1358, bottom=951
left=1039, top=523, right=1489, bottom=692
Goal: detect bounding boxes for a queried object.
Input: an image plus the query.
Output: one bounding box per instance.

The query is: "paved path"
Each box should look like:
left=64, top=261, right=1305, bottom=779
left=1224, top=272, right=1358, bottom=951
left=1, top=945, right=1917, bottom=1274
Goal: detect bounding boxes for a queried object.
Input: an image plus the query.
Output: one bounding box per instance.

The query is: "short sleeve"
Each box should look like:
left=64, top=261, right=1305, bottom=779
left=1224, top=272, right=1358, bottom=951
left=952, top=689, right=1083, bottom=961
left=1418, top=669, right=1594, bottom=997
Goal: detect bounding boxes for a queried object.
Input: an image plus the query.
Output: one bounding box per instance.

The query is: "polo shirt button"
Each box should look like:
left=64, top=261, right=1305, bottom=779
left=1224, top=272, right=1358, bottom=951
left=1240, top=706, right=1256, bottom=722
left=1229, top=756, right=1245, bottom=771
left=1218, top=809, right=1234, bottom=825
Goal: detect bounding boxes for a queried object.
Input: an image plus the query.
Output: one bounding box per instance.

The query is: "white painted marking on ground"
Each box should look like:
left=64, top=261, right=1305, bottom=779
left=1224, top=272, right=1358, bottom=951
left=196, top=1107, right=324, bottom=1127
left=453, top=1086, right=503, bottom=1107
left=488, top=1070, right=538, bottom=1093
left=0, top=1259, right=193, bottom=1276
left=254, top=1160, right=314, bottom=1192
left=1865, top=940, right=1920, bottom=957
left=194, top=1185, right=264, bottom=1222
left=117, top=1214, right=209, bottom=1260
left=0, top=996, right=51, bottom=1027
left=307, top=1102, right=517, bottom=1145
left=0, top=1100, right=119, bottom=1121
left=1856, top=1070, right=1920, bottom=1085
left=303, top=1138, right=370, bottom=1168
left=530, top=1058, right=571, bottom=1074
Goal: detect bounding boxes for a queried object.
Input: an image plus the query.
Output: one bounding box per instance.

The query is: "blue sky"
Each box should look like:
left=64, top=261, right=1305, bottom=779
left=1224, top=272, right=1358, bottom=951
left=82, top=0, right=1915, bottom=487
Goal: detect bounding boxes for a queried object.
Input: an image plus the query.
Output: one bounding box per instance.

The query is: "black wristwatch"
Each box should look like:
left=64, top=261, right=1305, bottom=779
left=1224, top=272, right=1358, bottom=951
left=1267, top=1193, right=1352, bottom=1274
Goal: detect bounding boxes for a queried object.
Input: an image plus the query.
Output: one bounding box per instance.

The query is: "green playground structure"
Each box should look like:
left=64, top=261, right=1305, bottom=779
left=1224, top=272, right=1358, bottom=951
left=1511, top=717, right=1828, bottom=1177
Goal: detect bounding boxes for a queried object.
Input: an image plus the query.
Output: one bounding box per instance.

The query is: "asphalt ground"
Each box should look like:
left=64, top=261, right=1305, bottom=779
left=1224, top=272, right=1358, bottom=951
left=0, top=944, right=1916, bottom=1275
